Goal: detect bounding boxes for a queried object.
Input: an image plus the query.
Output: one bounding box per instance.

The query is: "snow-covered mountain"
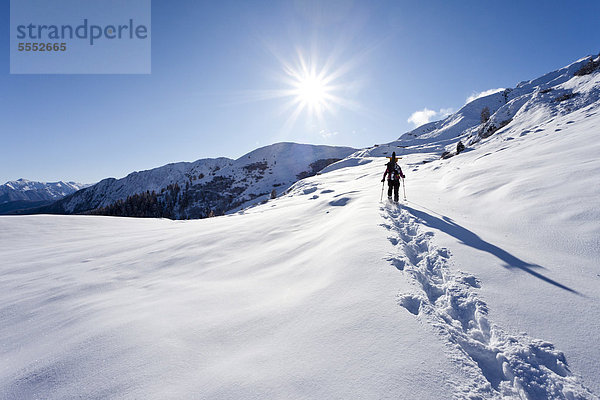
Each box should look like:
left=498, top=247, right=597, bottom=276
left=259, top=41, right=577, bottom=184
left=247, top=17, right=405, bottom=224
left=1, top=55, right=599, bottom=399
left=0, top=179, right=87, bottom=203
left=31, top=143, right=356, bottom=219
left=353, top=54, right=600, bottom=160
left=0, top=179, right=89, bottom=214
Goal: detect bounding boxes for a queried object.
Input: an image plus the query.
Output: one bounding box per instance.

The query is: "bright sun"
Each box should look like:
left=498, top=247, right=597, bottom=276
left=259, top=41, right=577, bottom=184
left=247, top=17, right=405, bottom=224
left=279, top=52, right=344, bottom=126
left=245, top=49, right=361, bottom=131
left=295, top=75, right=328, bottom=108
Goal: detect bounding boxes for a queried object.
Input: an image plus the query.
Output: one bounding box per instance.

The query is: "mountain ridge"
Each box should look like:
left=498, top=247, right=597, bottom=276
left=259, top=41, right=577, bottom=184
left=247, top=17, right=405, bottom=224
left=0, top=179, right=90, bottom=214
left=337, top=53, right=599, bottom=168
left=19, top=142, right=356, bottom=219
left=0, top=178, right=89, bottom=202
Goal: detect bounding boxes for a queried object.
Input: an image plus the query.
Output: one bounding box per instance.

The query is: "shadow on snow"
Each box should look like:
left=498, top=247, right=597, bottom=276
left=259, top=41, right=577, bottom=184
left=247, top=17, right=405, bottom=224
left=403, top=204, right=579, bottom=295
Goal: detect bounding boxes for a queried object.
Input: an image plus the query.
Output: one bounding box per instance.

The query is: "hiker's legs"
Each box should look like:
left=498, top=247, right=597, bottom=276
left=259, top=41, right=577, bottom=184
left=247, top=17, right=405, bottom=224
left=393, top=180, right=400, bottom=201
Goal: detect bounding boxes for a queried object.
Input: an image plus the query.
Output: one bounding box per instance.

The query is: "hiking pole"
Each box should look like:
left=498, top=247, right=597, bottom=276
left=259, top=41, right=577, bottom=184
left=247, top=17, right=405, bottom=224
left=402, top=178, right=407, bottom=201
left=380, top=180, right=385, bottom=202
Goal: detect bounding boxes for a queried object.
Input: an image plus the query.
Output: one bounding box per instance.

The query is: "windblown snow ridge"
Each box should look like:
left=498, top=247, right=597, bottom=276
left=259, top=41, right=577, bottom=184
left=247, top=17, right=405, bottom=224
left=381, top=204, right=597, bottom=400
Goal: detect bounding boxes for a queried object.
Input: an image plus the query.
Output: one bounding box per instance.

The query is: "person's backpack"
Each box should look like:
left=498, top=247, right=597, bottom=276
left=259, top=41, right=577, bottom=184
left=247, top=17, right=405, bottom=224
left=387, top=162, right=401, bottom=180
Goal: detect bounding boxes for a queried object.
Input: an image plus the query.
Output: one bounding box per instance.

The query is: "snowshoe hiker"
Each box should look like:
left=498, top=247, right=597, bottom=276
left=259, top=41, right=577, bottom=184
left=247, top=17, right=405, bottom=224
left=381, top=152, right=405, bottom=202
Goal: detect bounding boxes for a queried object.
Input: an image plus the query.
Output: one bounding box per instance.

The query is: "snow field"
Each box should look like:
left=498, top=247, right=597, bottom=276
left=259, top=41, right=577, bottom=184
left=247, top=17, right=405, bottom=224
left=1, top=160, right=465, bottom=399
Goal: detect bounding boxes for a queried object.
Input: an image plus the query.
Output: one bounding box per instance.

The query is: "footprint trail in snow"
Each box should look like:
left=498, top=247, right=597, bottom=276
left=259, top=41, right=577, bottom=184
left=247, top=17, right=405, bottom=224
left=381, top=203, right=597, bottom=400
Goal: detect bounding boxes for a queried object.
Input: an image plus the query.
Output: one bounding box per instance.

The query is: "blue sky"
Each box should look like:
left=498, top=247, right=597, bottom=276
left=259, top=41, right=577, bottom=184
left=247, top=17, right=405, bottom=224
left=1, top=0, right=599, bottom=184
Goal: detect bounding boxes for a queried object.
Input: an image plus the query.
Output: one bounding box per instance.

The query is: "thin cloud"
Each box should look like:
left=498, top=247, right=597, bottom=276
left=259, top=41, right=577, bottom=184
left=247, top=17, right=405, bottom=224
left=466, top=88, right=505, bottom=104
left=439, top=108, right=454, bottom=117
left=319, top=129, right=339, bottom=138
left=407, top=108, right=454, bottom=128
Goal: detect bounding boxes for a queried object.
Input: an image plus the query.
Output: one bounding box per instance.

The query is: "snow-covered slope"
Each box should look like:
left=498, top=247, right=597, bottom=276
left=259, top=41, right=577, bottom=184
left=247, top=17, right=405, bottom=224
left=356, top=54, right=600, bottom=159
left=1, top=56, right=599, bottom=399
left=32, top=142, right=356, bottom=219
left=0, top=179, right=87, bottom=203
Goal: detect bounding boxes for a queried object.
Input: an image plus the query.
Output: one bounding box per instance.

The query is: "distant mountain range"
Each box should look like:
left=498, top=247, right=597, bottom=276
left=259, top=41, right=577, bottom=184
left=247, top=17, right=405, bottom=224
left=11, top=143, right=356, bottom=219
left=0, top=179, right=89, bottom=214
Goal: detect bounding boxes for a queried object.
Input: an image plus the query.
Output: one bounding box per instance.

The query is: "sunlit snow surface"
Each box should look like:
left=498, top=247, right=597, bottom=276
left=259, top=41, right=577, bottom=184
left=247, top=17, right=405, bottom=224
left=2, top=58, right=600, bottom=399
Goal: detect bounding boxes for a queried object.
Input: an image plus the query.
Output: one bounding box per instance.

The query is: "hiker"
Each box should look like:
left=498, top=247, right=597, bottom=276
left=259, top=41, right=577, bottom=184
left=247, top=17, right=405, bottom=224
left=381, top=151, right=405, bottom=202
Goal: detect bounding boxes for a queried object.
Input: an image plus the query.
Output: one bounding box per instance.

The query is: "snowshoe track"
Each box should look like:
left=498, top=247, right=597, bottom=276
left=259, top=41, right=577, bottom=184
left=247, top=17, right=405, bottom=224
left=381, top=204, right=596, bottom=400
